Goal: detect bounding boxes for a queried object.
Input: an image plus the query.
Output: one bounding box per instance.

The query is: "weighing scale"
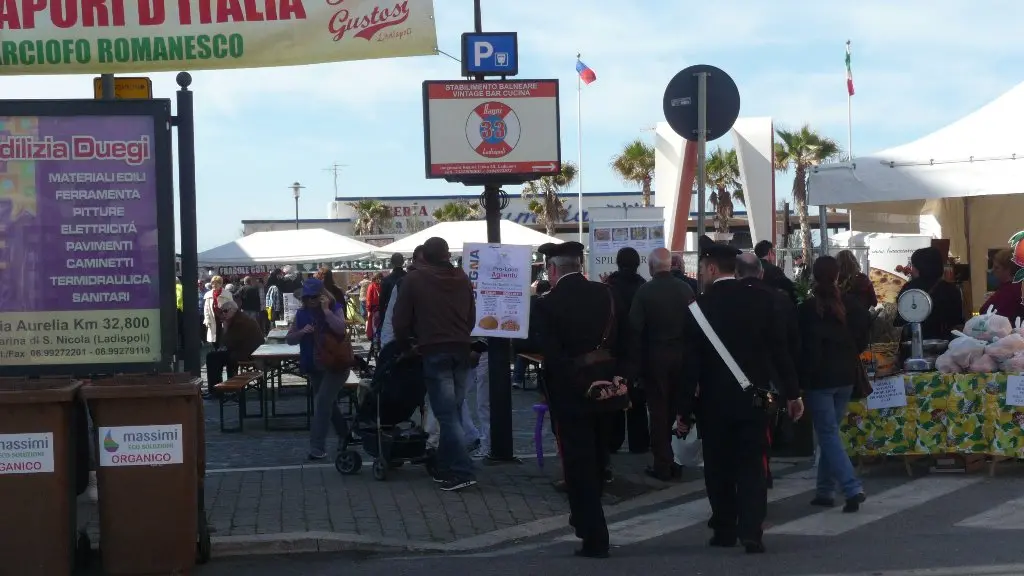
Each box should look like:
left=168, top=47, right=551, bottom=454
left=898, top=288, right=934, bottom=371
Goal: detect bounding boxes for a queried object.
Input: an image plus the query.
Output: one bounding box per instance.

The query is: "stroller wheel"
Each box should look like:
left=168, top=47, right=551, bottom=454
left=335, top=451, right=363, bottom=475
left=372, top=458, right=388, bottom=481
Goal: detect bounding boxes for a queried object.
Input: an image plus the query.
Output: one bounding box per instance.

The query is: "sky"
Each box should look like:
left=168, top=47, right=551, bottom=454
left=6, top=0, right=1024, bottom=251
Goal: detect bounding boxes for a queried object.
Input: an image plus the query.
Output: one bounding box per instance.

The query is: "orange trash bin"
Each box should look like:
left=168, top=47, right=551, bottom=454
left=82, top=374, right=200, bottom=575
left=0, top=378, right=83, bottom=576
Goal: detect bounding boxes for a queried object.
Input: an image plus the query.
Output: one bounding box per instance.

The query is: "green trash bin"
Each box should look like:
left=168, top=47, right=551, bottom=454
left=83, top=374, right=201, bottom=575
left=0, top=378, right=83, bottom=576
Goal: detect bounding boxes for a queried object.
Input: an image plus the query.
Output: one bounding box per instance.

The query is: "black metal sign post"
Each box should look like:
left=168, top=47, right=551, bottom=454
left=475, top=0, right=515, bottom=464
left=174, top=73, right=202, bottom=376
left=418, top=0, right=559, bottom=463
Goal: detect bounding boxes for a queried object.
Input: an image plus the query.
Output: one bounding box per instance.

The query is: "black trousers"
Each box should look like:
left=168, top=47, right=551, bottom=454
left=550, top=396, right=610, bottom=551
left=607, top=385, right=649, bottom=453
left=701, top=411, right=769, bottom=543
left=645, top=350, right=684, bottom=474
left=206, top=350, right=237, bottom=391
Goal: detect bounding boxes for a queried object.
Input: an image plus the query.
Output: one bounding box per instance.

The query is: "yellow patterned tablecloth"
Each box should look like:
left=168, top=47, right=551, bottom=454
left=841, top=372, right=1024, bottom=456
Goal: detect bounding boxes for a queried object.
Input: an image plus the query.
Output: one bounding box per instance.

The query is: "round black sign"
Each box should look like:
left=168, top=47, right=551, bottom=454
left=662, top=64, right=741, bottom=142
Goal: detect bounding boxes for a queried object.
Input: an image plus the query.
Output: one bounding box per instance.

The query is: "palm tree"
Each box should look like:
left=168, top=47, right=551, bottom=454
left=704, top=147, right=745, bottom=236
left=521, top=162, right=578, bottom=236
left=347, top=199, right=393, bottom=235
left=610, top=139, right=655, bottom=207
left=432, top=200, right=481, bottom=222
left=774, top=125, right=841, bottom=263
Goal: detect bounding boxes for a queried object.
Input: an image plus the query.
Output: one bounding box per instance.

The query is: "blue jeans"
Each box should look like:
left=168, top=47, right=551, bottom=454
left=423, top=352, right=475, bottom=480
left=806, top=386, right=862, bottom=499
left=309, top=370, right=349, bottom=454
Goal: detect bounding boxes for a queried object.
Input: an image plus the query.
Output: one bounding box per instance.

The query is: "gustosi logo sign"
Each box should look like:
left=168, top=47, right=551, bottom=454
left=98, top=424, right=184, bottom=467
left=0, top=433, right=55, bottom=474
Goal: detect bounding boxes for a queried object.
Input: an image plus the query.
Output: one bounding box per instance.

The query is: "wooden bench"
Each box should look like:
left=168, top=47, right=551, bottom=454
left=214, top=373, right=261, bottom=433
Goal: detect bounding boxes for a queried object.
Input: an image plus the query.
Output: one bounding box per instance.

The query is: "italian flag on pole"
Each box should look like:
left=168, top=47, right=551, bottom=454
left=845, top=41, right=855, bottom=96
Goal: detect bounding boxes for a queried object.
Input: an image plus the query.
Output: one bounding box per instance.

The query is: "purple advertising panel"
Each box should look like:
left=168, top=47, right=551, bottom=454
left=0, top=115, right=161, bottom=366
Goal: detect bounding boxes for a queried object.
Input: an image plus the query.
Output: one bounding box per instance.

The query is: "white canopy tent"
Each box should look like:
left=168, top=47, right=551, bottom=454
left=198, top=228, right=378, bottom=265
left=377, top=220, right=563, bottom=255
left=808, top=81, right=1024, bottom=304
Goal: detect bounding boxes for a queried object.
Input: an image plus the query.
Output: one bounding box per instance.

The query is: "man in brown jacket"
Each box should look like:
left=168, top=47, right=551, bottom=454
left=392, top=237, right=477, bottom=491
left=205, top=300, right=265, bottom=396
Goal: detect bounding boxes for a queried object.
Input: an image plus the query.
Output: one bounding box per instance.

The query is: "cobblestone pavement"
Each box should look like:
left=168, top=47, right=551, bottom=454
left=75, top=350, right=729, bottom=553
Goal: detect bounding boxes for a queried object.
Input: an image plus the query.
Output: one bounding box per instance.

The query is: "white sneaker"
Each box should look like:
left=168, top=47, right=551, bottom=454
left=471, top=447, right=489, bottom=460
left=87, top=471, right=98, bottom=502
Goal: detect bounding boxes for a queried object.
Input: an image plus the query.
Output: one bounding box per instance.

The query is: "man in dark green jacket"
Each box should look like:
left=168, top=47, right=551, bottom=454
left=629, top=247, right=695, bottom=480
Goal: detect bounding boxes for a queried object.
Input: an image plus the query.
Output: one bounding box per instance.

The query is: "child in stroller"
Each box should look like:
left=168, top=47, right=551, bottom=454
left=334, top=342, right=435, bottom=481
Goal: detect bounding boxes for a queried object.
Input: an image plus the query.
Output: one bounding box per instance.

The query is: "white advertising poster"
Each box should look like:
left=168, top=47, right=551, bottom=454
left=589, top=221, right=666, bottom=282
left=867, top=235, right=933, bottom=303
left=283, top=293, right=302, bottom=324
left=0, top=433, right=55, bottom=475
left=463, top=243, right=532, bottom=339
left=423, top=80, right=561, bottom=179
left=99, top=425, right=184, bottom=467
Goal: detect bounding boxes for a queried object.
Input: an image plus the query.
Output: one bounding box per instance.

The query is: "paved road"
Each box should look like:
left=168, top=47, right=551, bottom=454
left=195, top=463, right=1024, bottom=576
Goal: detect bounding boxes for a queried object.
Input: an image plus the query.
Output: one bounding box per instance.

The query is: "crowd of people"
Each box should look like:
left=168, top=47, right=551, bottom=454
left=194, top=234, right=993, bottom=560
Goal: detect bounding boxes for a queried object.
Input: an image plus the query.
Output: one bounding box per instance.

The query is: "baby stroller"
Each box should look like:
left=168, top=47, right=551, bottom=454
left=334, top=343, right=435, bottom=481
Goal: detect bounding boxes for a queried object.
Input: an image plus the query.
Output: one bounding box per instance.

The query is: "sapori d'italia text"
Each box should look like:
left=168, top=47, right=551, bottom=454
left=0, top=0, right=311, bottom=67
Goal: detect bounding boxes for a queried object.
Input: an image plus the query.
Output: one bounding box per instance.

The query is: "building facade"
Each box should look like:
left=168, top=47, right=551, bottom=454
left=242, top=191, right=658, bottom=246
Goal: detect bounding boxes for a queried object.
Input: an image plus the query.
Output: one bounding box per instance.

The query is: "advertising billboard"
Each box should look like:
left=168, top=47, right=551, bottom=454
left=422, top=80, right=561, bottom=181
left=0, top=101, right=175, bottom=375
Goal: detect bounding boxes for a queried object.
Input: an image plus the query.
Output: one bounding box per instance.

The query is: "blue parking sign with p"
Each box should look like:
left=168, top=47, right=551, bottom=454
left=461, top=32, right=518, bottom=77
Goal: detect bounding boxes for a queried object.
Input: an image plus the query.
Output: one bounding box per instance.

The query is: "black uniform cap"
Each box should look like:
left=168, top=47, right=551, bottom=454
left=697, top=234, right=741, bottom=262
left=537, top=241, right=585, bottom=260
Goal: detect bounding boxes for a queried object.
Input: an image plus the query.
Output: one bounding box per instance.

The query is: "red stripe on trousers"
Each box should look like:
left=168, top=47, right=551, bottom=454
left=553, top=419, right=567, bottom=482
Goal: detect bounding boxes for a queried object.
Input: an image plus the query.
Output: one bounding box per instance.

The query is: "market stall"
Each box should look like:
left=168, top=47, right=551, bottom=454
left=808, top=81, right=1024, bottom=306
left=198, top=228, right=378, bottom=266
left=844, top=301, right=1024, bottom=474
left=376, top=220, right=562, bottom=255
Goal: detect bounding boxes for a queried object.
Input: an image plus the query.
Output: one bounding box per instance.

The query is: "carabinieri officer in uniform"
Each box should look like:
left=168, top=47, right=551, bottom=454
left=676, top=236, right=803, bottom=554
left=524, top=241, right=617, bottom=558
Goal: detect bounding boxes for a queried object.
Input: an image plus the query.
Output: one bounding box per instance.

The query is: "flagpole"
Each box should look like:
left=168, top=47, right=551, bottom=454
left=576, top=53, right=584, bottom=244
left=846, top=39, right=854, bottom=235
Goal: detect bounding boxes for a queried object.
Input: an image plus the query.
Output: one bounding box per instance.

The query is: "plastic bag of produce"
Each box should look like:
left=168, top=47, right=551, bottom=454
left=1001, top=352, right=1024, bottom=373
left=986, top=333, right=1024, bottom=362
left=935, top=352, right=963, bottom=374
left=964, top=306, right=1013, bottom=341
left=947, top=333, right=989, bottom=366
left=968, top=354, right=999, bottom=373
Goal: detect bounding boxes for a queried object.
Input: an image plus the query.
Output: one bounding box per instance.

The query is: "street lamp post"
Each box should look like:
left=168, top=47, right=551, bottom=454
left=290, top=181, right=304, bottom=230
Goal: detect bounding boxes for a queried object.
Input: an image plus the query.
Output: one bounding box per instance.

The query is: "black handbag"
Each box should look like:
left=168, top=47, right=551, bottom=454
left=574, top=289, right=630, bottom=412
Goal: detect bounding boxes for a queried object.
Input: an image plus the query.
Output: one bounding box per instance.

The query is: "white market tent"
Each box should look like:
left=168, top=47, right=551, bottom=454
left=198, top=228, right=378, bottom=265
left=377, top=220, right=563, bottom=255
left=808, top=81, right=1024, bottom=304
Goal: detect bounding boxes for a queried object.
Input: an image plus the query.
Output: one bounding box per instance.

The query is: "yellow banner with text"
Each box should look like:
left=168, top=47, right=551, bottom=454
left=0, top=0, right=437, bottom=75
left=0, top=309, right=162, bottom=365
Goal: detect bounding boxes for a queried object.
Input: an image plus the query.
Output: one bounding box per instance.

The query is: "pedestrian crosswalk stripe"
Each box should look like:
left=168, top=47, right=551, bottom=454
left=766, top=475, right=983, bottom=536
left=955, top=494, right=1024, bottom=530
left=556, top=475, right=818, bottom=546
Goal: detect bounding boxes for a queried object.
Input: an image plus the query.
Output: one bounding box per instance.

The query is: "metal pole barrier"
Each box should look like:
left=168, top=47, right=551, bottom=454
left=101, top=73, right=115, bottom=101
left=175, top=72, right=201, bottom=376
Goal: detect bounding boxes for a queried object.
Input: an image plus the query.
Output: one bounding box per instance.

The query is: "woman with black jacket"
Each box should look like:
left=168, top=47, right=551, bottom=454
left=798, top=256, right=871, bottom=513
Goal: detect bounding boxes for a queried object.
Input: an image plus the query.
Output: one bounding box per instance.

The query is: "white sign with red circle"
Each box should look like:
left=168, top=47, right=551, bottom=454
left=423, top=79, right=561, bottom=179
